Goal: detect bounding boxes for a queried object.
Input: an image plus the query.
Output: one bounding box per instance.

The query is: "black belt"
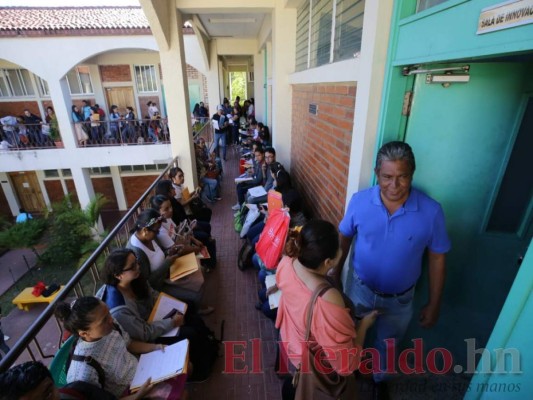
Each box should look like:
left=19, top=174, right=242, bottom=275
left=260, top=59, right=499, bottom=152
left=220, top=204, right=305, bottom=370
left=362, top=280, right=414, bottom=298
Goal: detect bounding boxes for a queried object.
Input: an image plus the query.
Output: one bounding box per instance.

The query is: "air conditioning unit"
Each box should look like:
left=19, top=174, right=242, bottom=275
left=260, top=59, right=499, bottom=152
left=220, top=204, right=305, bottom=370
left=248, top=71, right=254, bottom=82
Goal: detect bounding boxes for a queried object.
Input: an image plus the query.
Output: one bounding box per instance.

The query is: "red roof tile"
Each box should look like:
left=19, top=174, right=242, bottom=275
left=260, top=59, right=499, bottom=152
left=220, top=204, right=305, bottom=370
left=0, top=6, right=151, bottom=35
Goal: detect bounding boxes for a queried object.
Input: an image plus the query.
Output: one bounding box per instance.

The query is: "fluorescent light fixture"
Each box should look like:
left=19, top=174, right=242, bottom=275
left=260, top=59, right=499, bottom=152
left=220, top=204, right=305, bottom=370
left=426, top=74, right=470, bottom=84
left=209, top=18, right=256, bottom=24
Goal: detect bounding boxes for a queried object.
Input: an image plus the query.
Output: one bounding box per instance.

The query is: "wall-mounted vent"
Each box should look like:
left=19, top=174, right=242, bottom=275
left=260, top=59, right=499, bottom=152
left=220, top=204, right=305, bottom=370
left=309, top=104, right=318, bottom=115
left=248, top=71, right=254, bottom=82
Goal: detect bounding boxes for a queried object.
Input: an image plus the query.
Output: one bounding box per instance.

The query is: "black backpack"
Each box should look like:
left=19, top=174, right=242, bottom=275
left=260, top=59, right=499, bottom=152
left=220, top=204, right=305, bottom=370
left=238, top=239, right=254, bottom=271
left=185, top=315, right=224, bottom=382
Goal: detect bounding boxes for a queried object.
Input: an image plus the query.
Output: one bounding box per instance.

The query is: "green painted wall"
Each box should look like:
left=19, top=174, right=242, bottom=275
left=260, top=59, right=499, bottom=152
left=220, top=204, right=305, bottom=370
left=395, top=0, right=533, bottom=65
left=375, top=0, right=533, bottom=374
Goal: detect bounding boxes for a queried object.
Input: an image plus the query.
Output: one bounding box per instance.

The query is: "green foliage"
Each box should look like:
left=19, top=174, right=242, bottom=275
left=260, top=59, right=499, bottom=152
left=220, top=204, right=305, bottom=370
left=39, top=193, right=108, bottom=268
left=0, top=218, right=48, bottom=249
left=230, top=71, right=246, bottom=101
left=85, top=193, right=108, bottom=226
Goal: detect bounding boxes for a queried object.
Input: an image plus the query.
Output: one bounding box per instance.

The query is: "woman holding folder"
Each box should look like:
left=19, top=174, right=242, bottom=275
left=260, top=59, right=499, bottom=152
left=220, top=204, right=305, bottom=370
left=127, top=209, right=212, bottom=314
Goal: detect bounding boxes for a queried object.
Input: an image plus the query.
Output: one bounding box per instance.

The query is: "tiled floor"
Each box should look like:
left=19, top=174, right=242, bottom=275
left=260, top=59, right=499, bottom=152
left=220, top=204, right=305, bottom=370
left=188, top=145, right=284, bottom=399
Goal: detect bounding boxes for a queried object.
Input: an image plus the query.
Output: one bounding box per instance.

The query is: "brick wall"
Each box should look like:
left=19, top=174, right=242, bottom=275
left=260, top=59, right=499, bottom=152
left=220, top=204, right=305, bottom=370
left=91, top=177, right=118, bottom=210
left=290, top=83, right=356, bottom=226
left=43, top=179, right=79, bottom=206
left=122, top=175, right=158, bottom=207
left=138, top=96, right=160, bottom=119
left=99, top=65, right=132, bottom=82
left=44, top=180, right=64, bottom=204
left=0, top=101, right=40, bottom=118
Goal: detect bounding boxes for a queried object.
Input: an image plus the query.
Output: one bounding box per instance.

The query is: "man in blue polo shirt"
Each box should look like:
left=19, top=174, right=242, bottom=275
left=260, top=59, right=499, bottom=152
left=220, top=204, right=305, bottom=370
left=336, top=141, right=450, bottom=397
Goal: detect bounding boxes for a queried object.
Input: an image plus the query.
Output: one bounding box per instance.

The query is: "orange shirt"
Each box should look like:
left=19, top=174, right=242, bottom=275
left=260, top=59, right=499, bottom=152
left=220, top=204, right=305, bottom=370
left=275, top=256, right=360, bottom=375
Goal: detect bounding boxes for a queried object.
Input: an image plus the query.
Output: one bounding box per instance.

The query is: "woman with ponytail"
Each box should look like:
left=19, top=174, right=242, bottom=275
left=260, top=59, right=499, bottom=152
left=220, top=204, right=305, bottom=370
left=54, top=297, right=158, bottom=398
left=275, top=220, right=378, bottom=399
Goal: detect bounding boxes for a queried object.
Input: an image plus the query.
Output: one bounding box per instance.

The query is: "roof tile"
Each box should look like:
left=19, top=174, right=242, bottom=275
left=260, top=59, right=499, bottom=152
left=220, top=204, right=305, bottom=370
left=0, top=6, right=150, bottom=32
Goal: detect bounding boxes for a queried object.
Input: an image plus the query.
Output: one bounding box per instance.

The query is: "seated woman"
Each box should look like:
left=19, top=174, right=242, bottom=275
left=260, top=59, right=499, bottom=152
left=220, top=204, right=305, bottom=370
left=97, top=249, right=213, bottom=383
left=97, top=248, right=187, bottom=344
left=150, top=194, right=216, bottom=271
left=168, top=166, right=212, bottom=223
left=127, top=209, right=211, bottom=313
left=275, top=220, right=378, bottom=398
left=54, top=296, right=160, bottom=398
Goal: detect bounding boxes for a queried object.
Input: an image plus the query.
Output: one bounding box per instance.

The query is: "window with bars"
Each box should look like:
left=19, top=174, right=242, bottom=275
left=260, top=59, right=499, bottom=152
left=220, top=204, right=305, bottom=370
left=134, top=65, right=158, bottom=93
left=66, top=66, right=94, bottom=95
left=295, top=0, right=365, bottom=71
left=0, top=68, right=35, bottom=97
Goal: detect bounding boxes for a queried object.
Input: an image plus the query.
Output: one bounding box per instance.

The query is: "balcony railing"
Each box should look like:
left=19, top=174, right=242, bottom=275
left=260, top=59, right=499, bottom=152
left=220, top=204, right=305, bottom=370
left=1, top=119, right=211, bottom=150
left=0, top=156, right=178, bottom=372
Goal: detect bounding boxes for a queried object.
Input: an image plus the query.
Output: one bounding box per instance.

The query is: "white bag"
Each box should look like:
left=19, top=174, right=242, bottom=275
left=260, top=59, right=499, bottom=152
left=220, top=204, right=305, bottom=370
left=240, top=204, right=261, bottom=238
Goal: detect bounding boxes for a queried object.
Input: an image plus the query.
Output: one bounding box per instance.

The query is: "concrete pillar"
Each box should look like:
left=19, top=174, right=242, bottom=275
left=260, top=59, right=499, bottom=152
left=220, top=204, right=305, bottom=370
left=47, top=77, right=78, bottom=149
left=159, top=7, right=198, bottom=188
left=271, top=5, right=296, bottom=168
left=0, top=172, right=20, bottom=216
left=206, top=40, right=221, bottom=117
left=110, top=166, right=127, bottom=211
left=70, top=167, right=95, bottom=210
left=254, top=49, right=265, bottom=124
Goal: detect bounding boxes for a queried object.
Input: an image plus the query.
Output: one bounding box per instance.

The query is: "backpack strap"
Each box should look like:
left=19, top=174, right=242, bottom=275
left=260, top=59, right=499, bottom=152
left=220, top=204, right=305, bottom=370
left=71, top=354, right=106, bottom=389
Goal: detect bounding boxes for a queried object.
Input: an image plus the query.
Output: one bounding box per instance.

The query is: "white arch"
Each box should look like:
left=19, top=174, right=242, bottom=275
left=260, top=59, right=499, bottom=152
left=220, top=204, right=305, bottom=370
left=0, top=35, right=159, bottom=82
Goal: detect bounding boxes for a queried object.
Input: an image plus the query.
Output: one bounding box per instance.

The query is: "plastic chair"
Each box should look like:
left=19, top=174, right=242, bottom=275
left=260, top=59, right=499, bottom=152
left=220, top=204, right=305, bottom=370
left=49, top=335, right=76, bottom=387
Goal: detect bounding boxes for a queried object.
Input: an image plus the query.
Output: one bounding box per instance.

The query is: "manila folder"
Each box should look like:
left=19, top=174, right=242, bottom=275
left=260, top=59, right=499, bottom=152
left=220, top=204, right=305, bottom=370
left=169, top=252, right=200, bottom=281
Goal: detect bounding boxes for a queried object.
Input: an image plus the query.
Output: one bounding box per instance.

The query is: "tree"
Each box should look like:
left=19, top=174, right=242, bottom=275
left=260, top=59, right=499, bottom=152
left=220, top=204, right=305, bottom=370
left=230, top=72, right=246, bottom=101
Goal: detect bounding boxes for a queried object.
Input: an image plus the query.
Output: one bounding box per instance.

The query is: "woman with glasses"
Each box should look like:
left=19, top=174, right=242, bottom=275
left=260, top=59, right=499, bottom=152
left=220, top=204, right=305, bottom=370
left=127, top=209, right=213, bottom=314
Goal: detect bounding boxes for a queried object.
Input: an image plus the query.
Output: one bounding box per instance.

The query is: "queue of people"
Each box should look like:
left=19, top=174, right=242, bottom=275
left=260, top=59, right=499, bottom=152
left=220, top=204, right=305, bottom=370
left=1, top=107, right=58, bottom=149
left=0, top=98, right=451, bottom=400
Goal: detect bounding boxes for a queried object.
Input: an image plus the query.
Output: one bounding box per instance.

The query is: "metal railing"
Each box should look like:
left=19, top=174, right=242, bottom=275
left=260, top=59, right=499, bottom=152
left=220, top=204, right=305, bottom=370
left=0, top=156, right=179, bottom=372
left=1, top=119, right=212, bottom=150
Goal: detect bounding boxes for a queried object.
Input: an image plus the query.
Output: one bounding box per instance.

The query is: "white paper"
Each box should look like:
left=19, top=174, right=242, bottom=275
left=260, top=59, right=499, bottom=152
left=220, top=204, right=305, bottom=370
left=235, top=177, right=253, bottom=184
left=265, top=274, right=281, bottom=309
left=130, top=339, right=189, bottom=390
left=151, top=296, right=187, bottom=337
left=212, top=120, right=219, bottom=130
left=248, top=186, right=267, bottom=198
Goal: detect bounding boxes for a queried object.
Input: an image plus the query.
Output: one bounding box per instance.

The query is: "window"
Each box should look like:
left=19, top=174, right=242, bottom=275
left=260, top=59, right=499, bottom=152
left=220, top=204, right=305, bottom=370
left=119, top=164, right=168, bottom=173
left=334, top=0, right=364, bottom=62
left=36, top=76, right=50, bottom=97
left=295, top=2, right=311, bottom=71
left=44, top=170, right=60, bottom=178
left=417, top=0, right=449, bottom=13
left=309, top=0, right=333, bottom=68
left=66, top=66, right=93, bottom=95
left=0, top=68, right=35, bottom=97
left=295, top=0, right=365, bottom=71
left=134, top=65, right=158, bottom=93
left=90, top=167, right=111, bottom=175
left=61, top=169, right=72, bottom=177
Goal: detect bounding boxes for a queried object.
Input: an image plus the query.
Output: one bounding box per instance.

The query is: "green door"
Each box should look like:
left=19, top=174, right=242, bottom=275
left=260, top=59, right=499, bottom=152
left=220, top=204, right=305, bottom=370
left=400, top=62, right=533, bottom=366
left=188, top=83, right=201, bottom=115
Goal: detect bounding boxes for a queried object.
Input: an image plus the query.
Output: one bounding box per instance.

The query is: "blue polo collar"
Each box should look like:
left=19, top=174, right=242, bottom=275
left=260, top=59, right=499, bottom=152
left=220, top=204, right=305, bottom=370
left=370, top=185, right=419, bottom=212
